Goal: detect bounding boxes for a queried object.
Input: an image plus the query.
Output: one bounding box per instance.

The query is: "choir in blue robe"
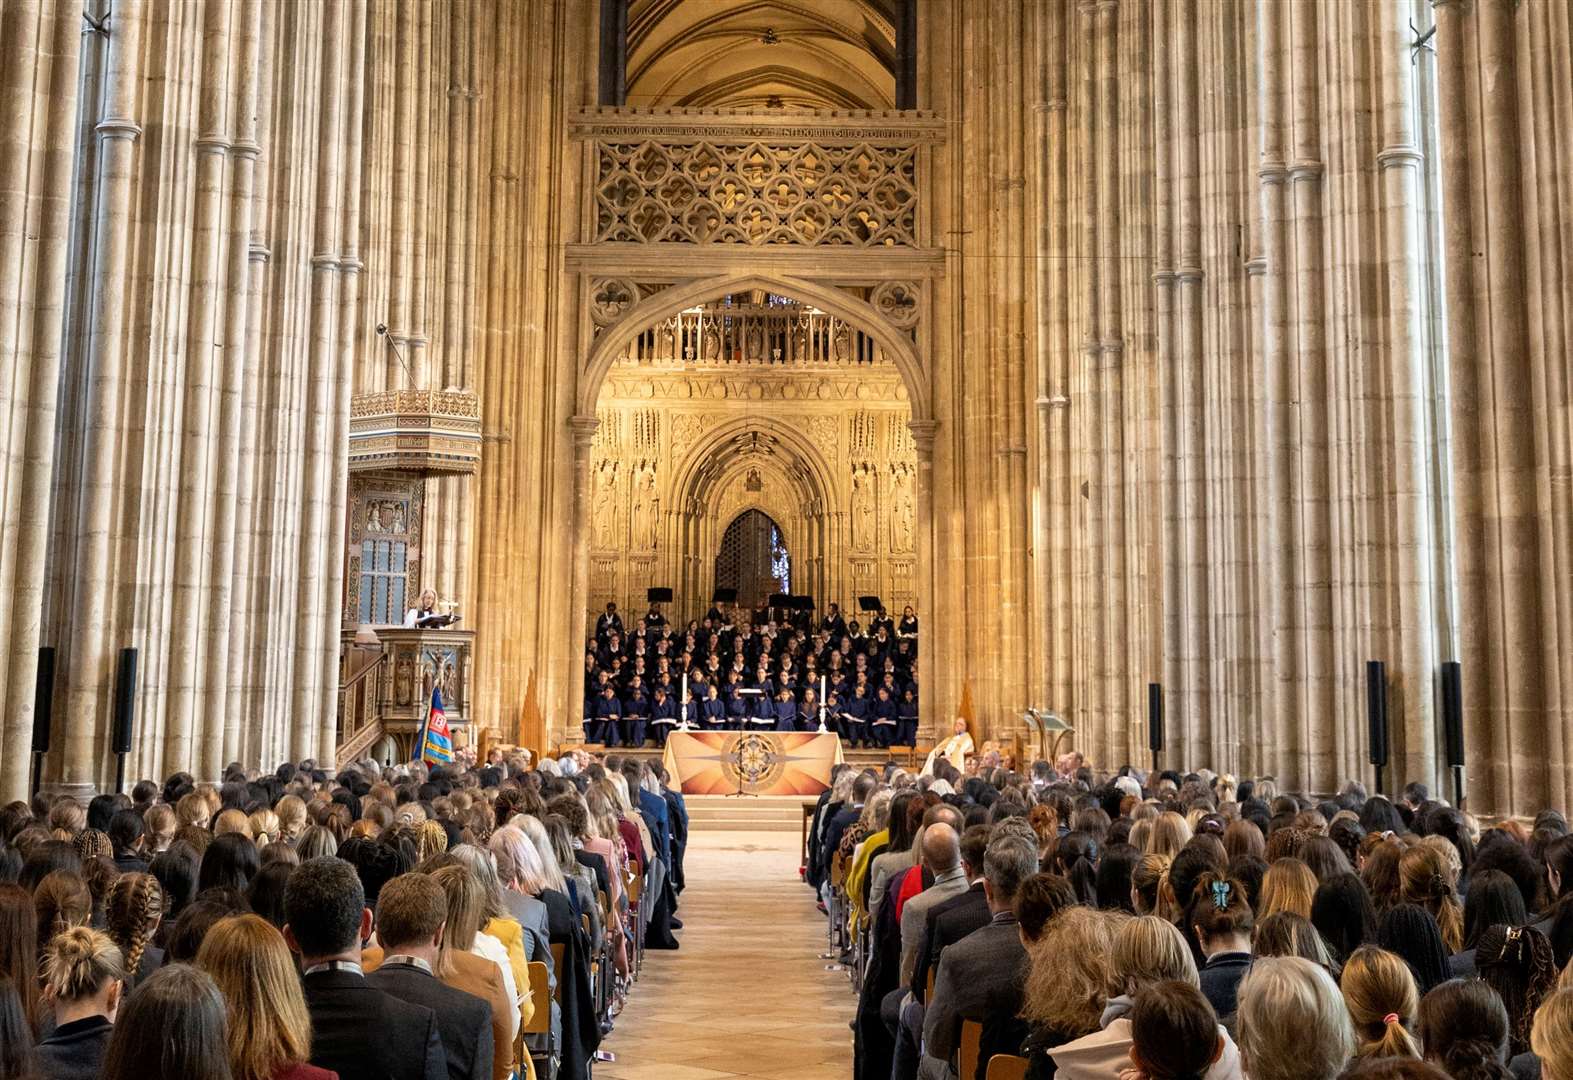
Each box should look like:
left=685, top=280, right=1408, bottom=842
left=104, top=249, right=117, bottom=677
left=896, top=689, right=920, bottom=747
left=620, top=683, right=649, bottom=747
left=869, top=687, right=899, bottom=748
left=650, top=691, right=678, bottom=746
left=585, top=599, right=922, bottom=752
left=589, top=687, right=621, bottom=744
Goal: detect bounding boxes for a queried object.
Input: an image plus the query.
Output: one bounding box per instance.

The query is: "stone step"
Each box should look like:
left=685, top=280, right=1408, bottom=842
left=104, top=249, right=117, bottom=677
left=684, top=794, right=809, bottom=833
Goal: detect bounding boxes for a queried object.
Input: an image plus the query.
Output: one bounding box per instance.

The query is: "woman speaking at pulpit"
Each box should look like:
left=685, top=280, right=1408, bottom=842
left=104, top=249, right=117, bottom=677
left=404, top=588, right=459, bottom=629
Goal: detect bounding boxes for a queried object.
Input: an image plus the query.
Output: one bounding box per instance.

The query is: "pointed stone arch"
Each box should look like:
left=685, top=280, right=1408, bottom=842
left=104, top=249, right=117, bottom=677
left=578, top=271, right=929, bottom=421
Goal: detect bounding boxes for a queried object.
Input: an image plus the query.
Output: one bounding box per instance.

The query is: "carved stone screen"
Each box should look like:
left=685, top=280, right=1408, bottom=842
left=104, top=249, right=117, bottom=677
left=593, top=139, right=918, bottom=246
left=586, top=296, right=917, bottom=623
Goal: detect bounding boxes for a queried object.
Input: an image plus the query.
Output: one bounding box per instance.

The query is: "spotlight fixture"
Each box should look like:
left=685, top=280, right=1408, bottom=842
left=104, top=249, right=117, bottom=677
left=761, top=27, right=779, bottom=45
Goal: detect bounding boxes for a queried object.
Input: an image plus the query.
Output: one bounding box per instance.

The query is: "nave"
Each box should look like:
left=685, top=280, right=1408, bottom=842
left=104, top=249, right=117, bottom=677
left=601, top=830, right=850, bottom=1080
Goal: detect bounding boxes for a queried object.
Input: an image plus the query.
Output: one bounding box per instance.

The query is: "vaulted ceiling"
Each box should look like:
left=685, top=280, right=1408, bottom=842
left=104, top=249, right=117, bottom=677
left=626, top=0, right=897, bottom=111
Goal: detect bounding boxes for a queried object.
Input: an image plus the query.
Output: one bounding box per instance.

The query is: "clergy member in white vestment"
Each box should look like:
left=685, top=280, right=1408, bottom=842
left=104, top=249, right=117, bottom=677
left=921, top=717, right=974, bottom=776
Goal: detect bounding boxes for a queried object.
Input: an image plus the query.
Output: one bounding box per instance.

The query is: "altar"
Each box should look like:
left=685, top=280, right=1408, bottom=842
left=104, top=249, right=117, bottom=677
left=662, top=730, right=844, bottom=796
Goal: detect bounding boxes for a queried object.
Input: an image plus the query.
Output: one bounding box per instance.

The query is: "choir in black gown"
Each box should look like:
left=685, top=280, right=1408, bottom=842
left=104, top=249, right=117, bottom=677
left=581, top=600, right=920, bottom=749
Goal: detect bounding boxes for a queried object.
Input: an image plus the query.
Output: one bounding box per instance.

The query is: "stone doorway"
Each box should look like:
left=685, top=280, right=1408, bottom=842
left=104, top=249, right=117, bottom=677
left=714, top=509, right=791, bottom=610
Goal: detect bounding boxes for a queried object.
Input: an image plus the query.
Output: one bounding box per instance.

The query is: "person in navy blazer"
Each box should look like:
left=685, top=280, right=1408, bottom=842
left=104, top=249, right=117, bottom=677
left=366, top=875, right=494, bottom=1080
left=284, top=857, right=447, bottom=1080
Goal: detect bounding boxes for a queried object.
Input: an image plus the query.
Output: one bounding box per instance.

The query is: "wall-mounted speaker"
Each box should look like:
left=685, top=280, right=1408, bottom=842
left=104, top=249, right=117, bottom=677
left=1441, top=661, right=1464, bottom=768
left=1147, top=683, right=1164, bottom=755
left=112, top=648, right=138, bottom=755
left=1366, top=660, right=1389, bottom=768
left=32, top=647, right=55, bottom=754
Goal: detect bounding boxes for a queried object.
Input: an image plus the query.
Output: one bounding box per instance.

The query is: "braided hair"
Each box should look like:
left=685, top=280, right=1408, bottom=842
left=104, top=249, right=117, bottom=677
left=105, top=872, right=163, bottom=984
left=1474, top=923, right=1558, bottom=1056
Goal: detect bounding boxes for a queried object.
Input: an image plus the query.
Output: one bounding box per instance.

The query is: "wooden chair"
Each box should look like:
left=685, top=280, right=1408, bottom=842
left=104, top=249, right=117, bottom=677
left=520, top=960, right=553, bottom=1080
left=985, top=1054, right=1029, bottom=1080
left=549, top=942, right=565, bottom=1004
left=958, top=1019, right=983, bottom=1080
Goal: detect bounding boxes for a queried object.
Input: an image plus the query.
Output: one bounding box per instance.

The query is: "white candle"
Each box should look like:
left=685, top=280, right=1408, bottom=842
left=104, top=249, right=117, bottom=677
left=819, top=674, right=828, bottom=732
left=680, top=672, right=690, bottom=729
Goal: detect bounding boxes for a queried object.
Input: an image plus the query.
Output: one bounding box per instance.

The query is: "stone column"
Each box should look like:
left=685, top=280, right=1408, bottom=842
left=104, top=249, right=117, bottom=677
left=568, top=414, right=600, bottom=734
left=62, top=0, right=144, bottom=791
left=0, top=0, right=81, bottom=799
left=909, top=419, right=938, bottom=738
left=1376, top=0, right=1439, bottom=790
left=290, top=0, right=347, bottom=765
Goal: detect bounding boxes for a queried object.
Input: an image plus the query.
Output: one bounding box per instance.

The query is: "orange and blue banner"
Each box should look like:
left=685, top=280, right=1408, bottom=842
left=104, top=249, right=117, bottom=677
left=416, top=686, right=454, bottom=765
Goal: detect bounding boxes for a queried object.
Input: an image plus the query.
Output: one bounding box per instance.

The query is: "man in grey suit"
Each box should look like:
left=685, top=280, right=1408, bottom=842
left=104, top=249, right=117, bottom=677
left=899, top=822, right=967, bottom=986
left=919, top=833, right=1040, bottom=1080
left=365, top=874, right=495, bottom=1080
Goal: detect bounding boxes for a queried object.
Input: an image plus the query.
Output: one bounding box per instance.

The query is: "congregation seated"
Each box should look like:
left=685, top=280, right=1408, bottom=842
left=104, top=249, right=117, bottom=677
left=581, top=599, right=920, bottom=748
left=0, top=747, right=687, bottom=1080
left=816, top=758, right=1573, bottom=1080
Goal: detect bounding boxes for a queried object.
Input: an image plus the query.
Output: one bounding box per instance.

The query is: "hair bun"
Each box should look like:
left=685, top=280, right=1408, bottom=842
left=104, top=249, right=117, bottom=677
left=52, top=926, right=96, bottom=962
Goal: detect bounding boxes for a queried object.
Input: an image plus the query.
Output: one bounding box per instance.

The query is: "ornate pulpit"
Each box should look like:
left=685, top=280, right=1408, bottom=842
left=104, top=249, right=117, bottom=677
left=337, top=627, right=475, bottom=764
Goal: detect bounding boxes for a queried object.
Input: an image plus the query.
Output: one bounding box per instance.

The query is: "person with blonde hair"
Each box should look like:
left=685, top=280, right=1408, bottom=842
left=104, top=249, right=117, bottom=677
left=1259, top=857, right=1319, bottom=920
left=1132, top=853, right=1174, bottom=919
left=428, top=865, right=522, bottom=1041
left=143, top=805, right=176, bottom=854
left=1051, top=915, right=1244, bottom=1079
left=449, top=845, right=530, bottom=992
left=104, top=873, right=164, bottom=989
left=1340, top=945, right=1423, bottom=1060
left=273, top=797, right=307, bottom=845
left=35, top=927, right=126, bottom=1078
left=196, top=914, right=332, bottom=1080
left=1236, top=957, right=1355, bottom=1080
left=176, top=793, right=210, bottom=831
left=248, top=810, right=281, bottom=847
left=1531, top=987, right=1573, bottom=1080
left=1148, top=812, right=1192, bottom=858
left=1020, top=906, right=1124, bottom=1060
left=213, top=809, right=253, bottom=840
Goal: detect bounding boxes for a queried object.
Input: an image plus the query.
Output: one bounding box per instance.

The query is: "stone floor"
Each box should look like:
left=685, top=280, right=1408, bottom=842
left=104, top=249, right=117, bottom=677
left=598, top=830, right=852, bottom=1080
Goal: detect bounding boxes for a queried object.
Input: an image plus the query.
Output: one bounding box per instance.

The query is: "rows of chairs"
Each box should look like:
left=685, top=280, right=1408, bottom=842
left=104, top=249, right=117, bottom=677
left=825, top=852, right=1029, bottom=1080
left=521, top=864, right=653, bottom=1080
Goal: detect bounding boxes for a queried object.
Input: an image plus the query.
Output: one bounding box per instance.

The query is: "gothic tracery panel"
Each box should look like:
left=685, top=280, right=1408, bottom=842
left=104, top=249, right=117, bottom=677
left=593, top=140, right=919, bottom=247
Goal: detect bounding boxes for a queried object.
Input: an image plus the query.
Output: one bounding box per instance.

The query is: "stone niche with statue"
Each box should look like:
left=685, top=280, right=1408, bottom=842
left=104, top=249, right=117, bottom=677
left=586, top=294, right=919, bottom=625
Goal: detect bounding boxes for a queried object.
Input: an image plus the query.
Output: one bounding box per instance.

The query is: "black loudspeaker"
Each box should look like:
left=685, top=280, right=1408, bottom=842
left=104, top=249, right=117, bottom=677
left=32, top=647, right=55, bottom=754
left=646, top=587, right=673, bottom=604
left=1147, top=683, right=1164, bottom=755
left=1366, top=661, right=1389, bottom=767
left=1441, top=661, right=1464, bottom=768
left=112, top=648, right=138, bottom=754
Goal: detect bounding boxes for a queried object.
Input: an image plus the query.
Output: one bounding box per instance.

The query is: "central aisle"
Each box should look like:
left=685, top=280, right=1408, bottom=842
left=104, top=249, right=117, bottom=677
left=599, top=830, right=852, bottom=1080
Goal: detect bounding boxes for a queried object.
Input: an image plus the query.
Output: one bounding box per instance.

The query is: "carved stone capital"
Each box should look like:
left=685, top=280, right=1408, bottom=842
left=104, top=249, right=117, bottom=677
left=570, top=415, right=601, bottom=453
left=907, top=419, right=938, bottom=459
